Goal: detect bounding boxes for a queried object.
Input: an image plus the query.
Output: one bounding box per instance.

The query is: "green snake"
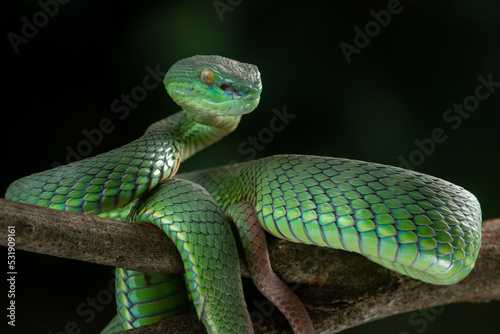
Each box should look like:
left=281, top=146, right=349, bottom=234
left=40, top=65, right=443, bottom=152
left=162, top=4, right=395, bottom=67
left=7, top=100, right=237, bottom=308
left=5, top=55, right=482, bottom=334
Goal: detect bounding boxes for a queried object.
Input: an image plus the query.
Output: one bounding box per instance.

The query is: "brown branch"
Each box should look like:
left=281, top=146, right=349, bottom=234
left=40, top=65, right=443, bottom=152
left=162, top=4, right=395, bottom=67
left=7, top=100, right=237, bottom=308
left=1, top=197, right=499, bottom=333
left=0, top=198, right=184, bottom=274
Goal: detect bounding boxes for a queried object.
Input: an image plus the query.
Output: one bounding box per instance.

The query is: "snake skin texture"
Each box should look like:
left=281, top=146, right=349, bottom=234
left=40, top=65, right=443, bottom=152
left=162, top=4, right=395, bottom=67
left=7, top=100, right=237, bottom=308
left=227, top=202, right=315, bottom=333
left=5, top=54, right=481, bottom=333
left=100, top=271, right=191, bottom=333
left=114, top=270, right=191, bottom=329
left=178, top=154, right=482, bottom=285
left=5, top=56, right=263, bottom=333
left=128, top=178, right=253, bottom=333
left=5, top=120, right=182, bottom=215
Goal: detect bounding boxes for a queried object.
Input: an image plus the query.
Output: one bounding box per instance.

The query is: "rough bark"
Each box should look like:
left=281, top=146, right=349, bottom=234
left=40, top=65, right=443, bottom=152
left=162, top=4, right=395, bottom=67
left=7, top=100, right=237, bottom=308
left=1, top=198, right=499, bottom=333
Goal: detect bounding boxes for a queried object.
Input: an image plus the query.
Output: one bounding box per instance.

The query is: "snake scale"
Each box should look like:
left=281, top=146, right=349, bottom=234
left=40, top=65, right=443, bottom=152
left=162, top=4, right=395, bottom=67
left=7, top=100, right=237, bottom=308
left=5, top=55, right=482, bottom=334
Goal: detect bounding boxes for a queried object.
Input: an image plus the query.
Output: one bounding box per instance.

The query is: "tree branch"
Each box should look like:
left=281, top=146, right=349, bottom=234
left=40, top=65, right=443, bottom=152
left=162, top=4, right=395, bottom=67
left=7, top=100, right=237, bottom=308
left=0, top=198, right=184, bottom=274
left=1, top=197, right=499, bottom=333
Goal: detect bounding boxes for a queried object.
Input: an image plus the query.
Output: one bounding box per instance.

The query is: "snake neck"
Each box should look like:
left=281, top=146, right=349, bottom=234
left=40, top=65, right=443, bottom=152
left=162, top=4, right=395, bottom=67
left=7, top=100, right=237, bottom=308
left=146, top=110, right=241, bottom=163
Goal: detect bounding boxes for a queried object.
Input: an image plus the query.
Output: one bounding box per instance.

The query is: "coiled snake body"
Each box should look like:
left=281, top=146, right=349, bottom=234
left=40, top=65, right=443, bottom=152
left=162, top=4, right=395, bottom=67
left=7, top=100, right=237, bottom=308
left=5, top=56, right=481, bottom=333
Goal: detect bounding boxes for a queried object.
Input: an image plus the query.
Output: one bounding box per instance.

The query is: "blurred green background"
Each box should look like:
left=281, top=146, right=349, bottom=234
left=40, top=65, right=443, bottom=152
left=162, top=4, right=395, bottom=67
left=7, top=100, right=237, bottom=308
left=2, top=0, right=499, bottom=333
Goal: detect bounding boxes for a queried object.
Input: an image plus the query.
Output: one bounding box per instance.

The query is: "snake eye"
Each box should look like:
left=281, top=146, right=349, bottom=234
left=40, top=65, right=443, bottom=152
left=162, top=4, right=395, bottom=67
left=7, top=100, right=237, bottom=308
left=201, top=68, right=215, bottom=86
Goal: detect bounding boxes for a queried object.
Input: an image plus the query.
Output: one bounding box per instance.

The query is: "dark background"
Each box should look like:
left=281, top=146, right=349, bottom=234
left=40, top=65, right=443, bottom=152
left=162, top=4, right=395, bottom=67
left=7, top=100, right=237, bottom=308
left=2, top=0, right=499, bottom=333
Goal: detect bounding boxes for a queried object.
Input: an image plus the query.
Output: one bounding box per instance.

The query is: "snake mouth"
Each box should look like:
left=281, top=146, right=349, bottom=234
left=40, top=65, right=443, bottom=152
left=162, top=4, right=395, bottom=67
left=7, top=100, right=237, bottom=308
left=244, top=90, right=260, bottom=101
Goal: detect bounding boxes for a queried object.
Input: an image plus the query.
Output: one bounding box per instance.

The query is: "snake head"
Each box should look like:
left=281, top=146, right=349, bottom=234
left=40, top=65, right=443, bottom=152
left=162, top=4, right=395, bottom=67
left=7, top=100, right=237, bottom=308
left=164, top=55, right=262, bottom=122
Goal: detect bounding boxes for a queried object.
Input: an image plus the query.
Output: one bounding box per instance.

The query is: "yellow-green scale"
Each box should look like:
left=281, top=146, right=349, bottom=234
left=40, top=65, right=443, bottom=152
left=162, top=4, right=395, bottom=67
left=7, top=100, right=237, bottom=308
left=129, top=179, right=251, bottom=333
left=114, top=269, right=190, bottom=330
left=178, top=154, right=482, bottom=285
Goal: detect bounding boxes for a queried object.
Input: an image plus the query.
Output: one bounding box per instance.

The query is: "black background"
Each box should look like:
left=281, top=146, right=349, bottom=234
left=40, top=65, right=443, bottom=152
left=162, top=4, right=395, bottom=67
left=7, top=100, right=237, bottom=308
left=2, top=0, right=499, bottom=333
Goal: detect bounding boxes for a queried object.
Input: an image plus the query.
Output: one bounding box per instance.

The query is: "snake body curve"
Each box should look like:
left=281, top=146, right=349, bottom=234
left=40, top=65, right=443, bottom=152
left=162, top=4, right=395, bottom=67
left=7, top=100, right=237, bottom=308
left=6, top=55, right=262, bottom=333
left=4, top=55, right=482, bottom=333
left=178, top=155, right=481, bottom=285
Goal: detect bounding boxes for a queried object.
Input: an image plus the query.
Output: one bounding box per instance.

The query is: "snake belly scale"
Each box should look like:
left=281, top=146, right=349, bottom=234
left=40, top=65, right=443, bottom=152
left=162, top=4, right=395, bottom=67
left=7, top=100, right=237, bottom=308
left=4, top=55, right=481, bottom=333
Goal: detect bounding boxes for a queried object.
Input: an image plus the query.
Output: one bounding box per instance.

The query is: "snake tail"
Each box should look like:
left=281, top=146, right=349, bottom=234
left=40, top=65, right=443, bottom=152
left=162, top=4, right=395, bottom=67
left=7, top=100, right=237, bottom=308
left=227, top=202, right=315, bottom=333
